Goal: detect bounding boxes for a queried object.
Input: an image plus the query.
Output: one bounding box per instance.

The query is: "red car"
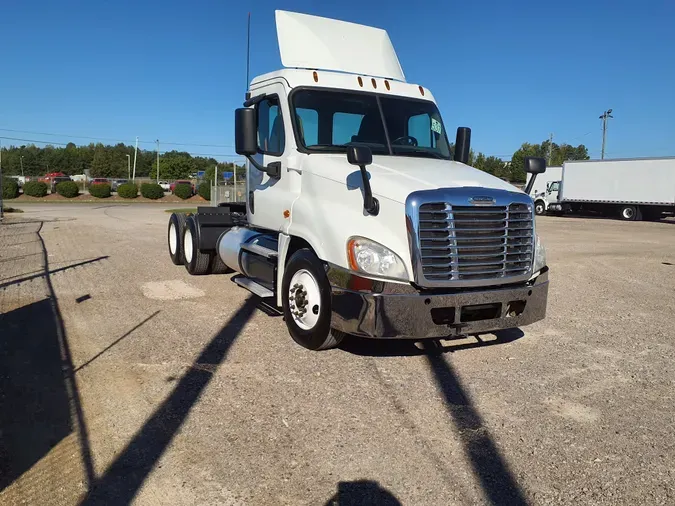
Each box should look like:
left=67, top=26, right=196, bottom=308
left=89, top=178, right=110, bottom=188
left=170, top=180, right=195, bottom=195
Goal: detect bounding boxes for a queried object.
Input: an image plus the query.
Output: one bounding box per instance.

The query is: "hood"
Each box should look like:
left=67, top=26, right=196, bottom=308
left=304, top=154, right=520, bottom=204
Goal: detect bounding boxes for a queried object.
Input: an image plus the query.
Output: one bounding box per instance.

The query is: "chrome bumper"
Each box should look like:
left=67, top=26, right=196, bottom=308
left=329, top=267, right=548, bottom=339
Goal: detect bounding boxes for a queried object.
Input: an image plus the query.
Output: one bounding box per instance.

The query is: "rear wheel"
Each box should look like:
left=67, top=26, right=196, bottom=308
left=183, top=216, right=212, bottom=275
left=534, top=201, right=546, bottom=216
left=168, top=213, right=188, bottom=265
left=619, top=205, right=641, bottom=221
left=282, top=249, right=344, bottom=350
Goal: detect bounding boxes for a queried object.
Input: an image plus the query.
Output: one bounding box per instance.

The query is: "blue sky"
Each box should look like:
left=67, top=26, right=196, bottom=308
left=2, top=0, right=674, bottom=161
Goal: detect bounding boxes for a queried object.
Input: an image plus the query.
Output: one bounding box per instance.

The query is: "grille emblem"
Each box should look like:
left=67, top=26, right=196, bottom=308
left=469, top=196, right=496, bottom=206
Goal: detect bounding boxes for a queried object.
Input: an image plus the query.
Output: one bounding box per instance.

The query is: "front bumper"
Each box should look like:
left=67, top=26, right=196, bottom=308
left=329, top=267, right=549, bottom=339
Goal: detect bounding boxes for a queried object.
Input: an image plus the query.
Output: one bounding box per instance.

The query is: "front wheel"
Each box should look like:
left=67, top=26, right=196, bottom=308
left=534, top=201, right=546, bottom=216
left=282, top=249, right=344, bottom=350
left=619, top=205, right=641, bottom=221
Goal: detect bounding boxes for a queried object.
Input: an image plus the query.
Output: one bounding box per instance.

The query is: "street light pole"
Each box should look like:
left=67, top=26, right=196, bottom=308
left=132, top=136, right=138, bottom=182
left=156, top=139, right=160, bottom=183
left=20, top=156, right=24, bottom=177
left=126, top=154, right=131, bottom=179
left=599, top=109, right=613, bottom=160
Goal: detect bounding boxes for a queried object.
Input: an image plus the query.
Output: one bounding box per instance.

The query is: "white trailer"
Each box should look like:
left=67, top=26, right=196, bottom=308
left=554, top=158, right=675, bottom=220
left=527, top=166, right=562, bottom=215
left=165, top=11, right=550, bottom=351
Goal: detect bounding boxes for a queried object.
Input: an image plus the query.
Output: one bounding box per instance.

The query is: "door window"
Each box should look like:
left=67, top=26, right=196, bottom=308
left=257, top=96, right=285, bottom=155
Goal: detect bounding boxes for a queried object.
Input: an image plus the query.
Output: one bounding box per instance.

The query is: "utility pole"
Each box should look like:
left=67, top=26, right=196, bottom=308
left=599, top=109, right=613, bottom=160
left=547, top=133, right=554, bottom=165
left=126, top=154, right=131, bottom=179
left=156, top=139, right=160, bottom=182
left=132, top=136, right=138, bottom=181
left=233, top=161, right=237, bottom=202
left=20, top=156, right=24, bottom=177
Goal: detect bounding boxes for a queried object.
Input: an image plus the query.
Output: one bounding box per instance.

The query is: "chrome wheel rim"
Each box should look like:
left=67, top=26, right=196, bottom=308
left=288, top=269, right=321, bottom=330
left=169, top=223, right=177, bottom=254
left=184, top=228, right=193, bottom=262
left=622, top=207, right=634, bottom=219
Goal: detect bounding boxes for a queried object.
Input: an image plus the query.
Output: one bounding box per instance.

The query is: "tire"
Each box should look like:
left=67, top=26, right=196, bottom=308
left=210, top=253, right=233, bottom=274
left=282, top=249, right=344, bottom=350
left=168, top=213, right=188, bottom=265
left=183, top=216, right=212, bottom=275
left=619, top=205, right=641, bottom=221
left=534, top=201, right=546, bottom=216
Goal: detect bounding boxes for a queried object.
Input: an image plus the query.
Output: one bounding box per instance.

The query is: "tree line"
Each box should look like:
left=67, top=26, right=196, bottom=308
left=0, top=142, right=244, bottom=181
left=1, top=138, right=588, bottom=183
left=450, top=140, right=589, bottom=182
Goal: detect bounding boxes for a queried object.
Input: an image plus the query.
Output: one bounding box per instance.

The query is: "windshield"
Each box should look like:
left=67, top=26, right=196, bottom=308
left=292, top=89, right=451, bottom=160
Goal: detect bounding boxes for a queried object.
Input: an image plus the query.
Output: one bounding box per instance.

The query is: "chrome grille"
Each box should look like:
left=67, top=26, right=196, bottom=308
left=418, top=203, right=533, bottom=283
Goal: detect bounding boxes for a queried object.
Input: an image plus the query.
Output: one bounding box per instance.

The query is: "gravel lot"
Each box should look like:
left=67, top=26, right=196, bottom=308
left=1, top=204, right=674, bottom=505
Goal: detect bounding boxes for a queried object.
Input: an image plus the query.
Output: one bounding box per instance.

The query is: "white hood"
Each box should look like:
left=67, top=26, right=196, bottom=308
left=304, top=154, right=520, bottom=204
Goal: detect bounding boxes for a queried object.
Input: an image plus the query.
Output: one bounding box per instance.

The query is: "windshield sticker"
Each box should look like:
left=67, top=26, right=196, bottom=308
left=431, top=118, right=442, bottom=135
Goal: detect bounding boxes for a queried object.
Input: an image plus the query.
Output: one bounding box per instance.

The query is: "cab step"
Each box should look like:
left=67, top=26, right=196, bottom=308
left=233, top=275, right=274, bottom=298
left=240, top=242, right=278, bottom=259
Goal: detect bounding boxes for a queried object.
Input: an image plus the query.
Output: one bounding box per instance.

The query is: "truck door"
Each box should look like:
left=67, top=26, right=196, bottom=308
left=247, top=83, right=298, bottom=232
left=547, top=181, right=561, bottom=203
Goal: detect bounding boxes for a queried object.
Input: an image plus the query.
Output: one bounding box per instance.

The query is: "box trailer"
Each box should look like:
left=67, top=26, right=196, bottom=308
left=550, top=158, right=675, bottom=220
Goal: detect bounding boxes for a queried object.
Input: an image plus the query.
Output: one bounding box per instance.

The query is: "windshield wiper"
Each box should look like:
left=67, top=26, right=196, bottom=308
left=393, top=148, right=448, bottom=160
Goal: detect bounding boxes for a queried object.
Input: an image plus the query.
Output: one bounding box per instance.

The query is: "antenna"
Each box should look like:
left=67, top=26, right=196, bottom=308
left=245, top=12, right=251, bottom=100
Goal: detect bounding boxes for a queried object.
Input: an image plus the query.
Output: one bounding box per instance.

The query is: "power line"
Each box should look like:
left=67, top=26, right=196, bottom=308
left=0, top=136, right=243, bottom=159
left=0, top=127, right=235, bottom=148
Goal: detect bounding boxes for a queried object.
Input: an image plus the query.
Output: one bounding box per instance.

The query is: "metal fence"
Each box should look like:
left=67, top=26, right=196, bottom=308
left=211, top=183, right=246, bottom=206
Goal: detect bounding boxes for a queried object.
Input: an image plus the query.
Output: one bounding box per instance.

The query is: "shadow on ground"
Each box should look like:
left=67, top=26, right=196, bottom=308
left=324, top=480, right=401, bottom=505
left=81, top=297, right=258, bottom=504
left=0, top=220, right=96, bottom=496
left=339, top=328, right=525, bottom=357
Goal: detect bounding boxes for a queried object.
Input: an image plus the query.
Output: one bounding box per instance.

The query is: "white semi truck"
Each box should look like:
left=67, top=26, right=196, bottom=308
left=527, top=166, right=562, bottom=215
left=536, top=158, right=675, bottom=220
left=166, top=11, right=549, bottom=350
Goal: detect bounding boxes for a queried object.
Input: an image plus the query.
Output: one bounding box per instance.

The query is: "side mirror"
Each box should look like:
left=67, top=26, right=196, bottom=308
left=235, top=108, right=257, bottom=156
left=454, top=127, right=471, bottom=164
left=524, top=157, right=546, bottom=174
left=523, top=157, right=547, bottom=195
left=347, top=145, right=373, bottom=166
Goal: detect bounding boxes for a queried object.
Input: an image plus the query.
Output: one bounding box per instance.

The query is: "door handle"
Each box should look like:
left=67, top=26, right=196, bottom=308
left=287, top=166, right=302, bottom=174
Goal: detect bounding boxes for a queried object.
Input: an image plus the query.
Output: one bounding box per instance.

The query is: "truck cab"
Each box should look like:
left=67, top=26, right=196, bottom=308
left=168, top=10, right=549, bottom=351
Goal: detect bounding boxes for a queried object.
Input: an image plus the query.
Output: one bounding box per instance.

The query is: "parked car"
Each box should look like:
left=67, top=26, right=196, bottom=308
left=50, top=176, right=73, bottom=193
left=158, top=180, right=171, bottom=191
left=111, top=179, right=128, bottom=192
left=170, top=180, right=195, bottom=195
left=88, top=178, right=110, bottom=188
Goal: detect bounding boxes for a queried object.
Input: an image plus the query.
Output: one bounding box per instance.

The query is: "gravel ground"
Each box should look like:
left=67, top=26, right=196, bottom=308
left=1, top=204, right=674, bottom=505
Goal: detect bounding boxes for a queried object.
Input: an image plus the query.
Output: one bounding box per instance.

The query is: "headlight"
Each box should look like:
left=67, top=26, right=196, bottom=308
left=347, top=237, right=409, bottom=281
left=533, top=234, right=547, bottom=273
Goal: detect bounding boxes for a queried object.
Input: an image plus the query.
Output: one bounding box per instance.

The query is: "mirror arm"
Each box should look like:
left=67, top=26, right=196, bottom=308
left=243, top=93, right=266, bottom=107
left=358, top=165, right=379, bottom=215
left=524, top=174, right=538, bottom=195
left=245, top=155, right=280, bottom=178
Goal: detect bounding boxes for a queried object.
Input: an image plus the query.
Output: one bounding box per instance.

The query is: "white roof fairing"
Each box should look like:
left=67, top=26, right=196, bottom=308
left=275, top=10, right=406, bottom=82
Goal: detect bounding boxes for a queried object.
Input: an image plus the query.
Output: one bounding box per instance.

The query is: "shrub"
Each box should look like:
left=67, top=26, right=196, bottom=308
left=197, top=182, right=210, bottom=201
left=173, top=183, right=193, bottom=200
left=56, top=181, right=79, bottom=198
left=23, top=181, right=48, bottom=198
left=2, top=178, right=19, bottom=199
left=140, top=183, right=164, bottom=200
left=89, top=183, right=111, bottom=198
left=117, top=182, right=138, bottom=199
